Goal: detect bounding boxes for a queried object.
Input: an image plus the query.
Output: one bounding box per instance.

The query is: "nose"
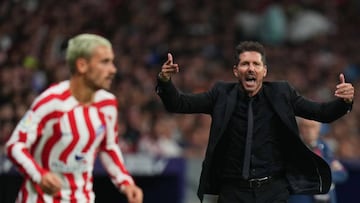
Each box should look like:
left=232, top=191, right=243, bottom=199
left=110, top=63, right=117, bottom=74
left=248, top=64, right=255, bottom=71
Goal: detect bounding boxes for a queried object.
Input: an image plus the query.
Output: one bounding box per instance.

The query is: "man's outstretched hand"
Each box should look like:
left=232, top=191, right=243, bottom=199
left=159, top=53, right=179, bottom=81
left=335, top=73, right=354, bottom=103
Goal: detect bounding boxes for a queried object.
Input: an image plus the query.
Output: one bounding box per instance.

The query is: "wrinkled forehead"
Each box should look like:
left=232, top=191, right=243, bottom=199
left=238, top=51, right=264, bottom=63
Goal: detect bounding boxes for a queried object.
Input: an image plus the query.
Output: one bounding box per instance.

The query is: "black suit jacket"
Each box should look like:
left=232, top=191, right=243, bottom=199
left=156, top=79, right=352, bottom=202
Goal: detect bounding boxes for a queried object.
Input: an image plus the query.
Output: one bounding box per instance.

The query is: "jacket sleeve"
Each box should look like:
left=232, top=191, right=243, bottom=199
left=287, top=83, right=352, bottom=123
left=155, top=77, right=217, bottom=114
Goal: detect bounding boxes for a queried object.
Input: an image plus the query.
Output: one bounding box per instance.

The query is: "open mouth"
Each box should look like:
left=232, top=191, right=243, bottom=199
left=244, top=75, right=256, bottom=86
left=246, top=75, right=256, bottom=81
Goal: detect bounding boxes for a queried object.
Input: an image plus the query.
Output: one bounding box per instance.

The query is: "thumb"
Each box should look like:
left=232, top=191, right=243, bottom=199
left=167, top=53, right=173, bottom=65
left=339, top=73, right=346, bottom=84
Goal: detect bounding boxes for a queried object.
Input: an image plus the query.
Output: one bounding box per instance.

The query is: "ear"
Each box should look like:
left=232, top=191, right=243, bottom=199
left=263, top=65, right=267, bottom=77
left=75, top=58, right=88, bottom=74
left=233, top=65, right=238, bottom=77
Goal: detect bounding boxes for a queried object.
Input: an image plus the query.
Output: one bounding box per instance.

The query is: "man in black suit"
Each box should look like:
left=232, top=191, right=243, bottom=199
left=156, top=41, right=354, bottom=203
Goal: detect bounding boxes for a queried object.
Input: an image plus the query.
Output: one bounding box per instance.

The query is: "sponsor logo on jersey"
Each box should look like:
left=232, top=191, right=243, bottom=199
left=75, top=154, right=84, bottom=161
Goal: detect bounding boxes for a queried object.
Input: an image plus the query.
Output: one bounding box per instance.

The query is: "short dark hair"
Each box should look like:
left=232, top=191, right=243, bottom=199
left=234, top=41, right=266, bottom=65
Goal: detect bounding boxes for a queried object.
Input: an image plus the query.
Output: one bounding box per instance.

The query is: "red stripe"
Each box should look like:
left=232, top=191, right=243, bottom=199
left=22, top=148, right=47, bottom=176
left=59, top=110, right=80, bottom=163
left=82, top=107, right=95, bottom=153
left=42, top=123, right=62, bottom=169
left=98, top=112, right=107, bottom=150
left=94, top=99, right=117, bottom=108
left=30, top=137, right=41, bottom=156
left=20, top=182, right=28, bottom=203
left=19, top=131, right=27, bottom=142
left=34, top=183, right=45, bottom=203
left=96, top=99, right=117, bottom=146
left=37, top=111, right=63, bottom=136
left=114, top=118, right=119, bottom=134
left=36, top=196, right=45, bottom=203
left=30, top=89, right=68, bottom=155
left=64, top=173, right=77, bottom=203
left=114, top=122, right=119, bottom=145
left=98, top=110, right=118, bottom=147
left=6, top=144, right=46, bottom=179
left=118, top=180, right=131, bottom=188
left=113, top=113, right=119, bottom=142
left=98, top=111, right=129, bottom=174
left=31, top=111, right=63, bottom=165
left=53, top=191, right=61, bottom=203
left=32, top=90, right=71, bottom=111
left=82, top=172, right=90, bottom=202
left=6, top=131, right=28, bottom=175
left=104, top=149, right=130, bottom=175
left=6, top=145, right=27, bottom=175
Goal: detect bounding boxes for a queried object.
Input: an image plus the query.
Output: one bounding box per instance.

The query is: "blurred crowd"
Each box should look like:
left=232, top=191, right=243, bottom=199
left=1, top=0, right=360, bottom=162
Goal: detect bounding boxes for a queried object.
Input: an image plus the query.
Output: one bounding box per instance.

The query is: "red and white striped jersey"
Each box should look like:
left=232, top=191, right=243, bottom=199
left=6, top=80, right=134, bottom=203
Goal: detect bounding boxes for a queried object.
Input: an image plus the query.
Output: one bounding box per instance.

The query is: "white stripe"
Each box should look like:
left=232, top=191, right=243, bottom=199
left=73, top=173, right=87, bottom=202
left=88, top=107, right=104, bottom=151
left=65, top=107, right=87, bottom=162
left=11, top=144, right=42, bottom=183
left=34, top=97, right=77, bottom=120
left=100, top=152, right=134, bottom=185
left=23, top=180, right=39, bottom=203
left=33, top=119, right=56, bottom=164
left=50, top=114, right=72, bottom=171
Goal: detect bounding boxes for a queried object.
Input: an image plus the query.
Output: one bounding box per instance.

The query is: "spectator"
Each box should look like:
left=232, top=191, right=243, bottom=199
left=289, top=118, right=348, bottom=203
left=138, top=115, right=182, bottom=157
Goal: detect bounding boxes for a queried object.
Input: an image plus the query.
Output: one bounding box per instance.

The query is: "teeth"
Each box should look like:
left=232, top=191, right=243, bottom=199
left=246, top=80, right=255, bottom=84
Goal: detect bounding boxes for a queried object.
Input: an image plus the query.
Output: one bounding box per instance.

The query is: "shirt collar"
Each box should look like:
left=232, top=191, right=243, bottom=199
left=238, top=85, right=263, bottom=102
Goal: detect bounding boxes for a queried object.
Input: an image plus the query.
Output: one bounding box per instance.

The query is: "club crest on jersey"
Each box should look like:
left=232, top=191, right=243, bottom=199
left=19, top=111, right=33, bottom=129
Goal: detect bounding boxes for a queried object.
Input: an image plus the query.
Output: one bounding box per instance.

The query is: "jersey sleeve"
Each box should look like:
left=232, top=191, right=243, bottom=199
left=5, top=110, right=48, bottom=183
left=98, top=102, right=134, bottom=190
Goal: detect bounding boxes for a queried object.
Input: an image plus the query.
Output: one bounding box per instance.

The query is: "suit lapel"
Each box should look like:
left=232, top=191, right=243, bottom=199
left=263, top=85, right=298, bottom=135
left=217, top=84, right=238, bottom=140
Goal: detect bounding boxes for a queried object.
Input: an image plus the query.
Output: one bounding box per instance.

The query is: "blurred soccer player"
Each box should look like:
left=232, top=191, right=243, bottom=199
left=6, top=33, right=143, bottom=203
